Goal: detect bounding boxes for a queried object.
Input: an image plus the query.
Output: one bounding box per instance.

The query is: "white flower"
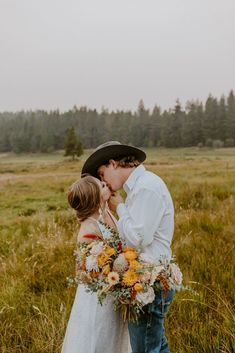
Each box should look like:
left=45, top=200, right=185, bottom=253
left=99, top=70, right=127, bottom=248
left=85, top=255, right=99, bottom=272
left=150, top=265, right=164, bottom=285
left=107, top=271, right=120, bottom=285
left=90, top=243, right=104, bottom=256
left=139, top=271, right=151, bottom=283
left=139, top=253, right=155, bottom=264
left=170, top=263, right=183, bottom=285
left=136, top=287, right=155, bottom=306
left=113, top=253, right=129, bottom=273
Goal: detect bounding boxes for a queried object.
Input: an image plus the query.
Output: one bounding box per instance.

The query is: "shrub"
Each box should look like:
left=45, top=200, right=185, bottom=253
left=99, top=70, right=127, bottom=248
left=212, top=139, right=224, bottom=148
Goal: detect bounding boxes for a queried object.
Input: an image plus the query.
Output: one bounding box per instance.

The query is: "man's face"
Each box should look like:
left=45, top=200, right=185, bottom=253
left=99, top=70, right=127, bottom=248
left=98, top=161, right=122, bottom=192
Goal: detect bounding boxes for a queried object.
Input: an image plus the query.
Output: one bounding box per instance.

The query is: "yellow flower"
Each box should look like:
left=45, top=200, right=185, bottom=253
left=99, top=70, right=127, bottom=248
left=102, top=264, right=111, bottom=275
left=124, top=250, right=137, bottom=261
left=107, top=271, right=120, bottom=285
left=122, top=270, right=139, bottom=287
left=97, top=253, right=110, bottom=267
left=104, top=246, right=116, bottom=257
left=129, top=260, right=143, bottom=270
left=134, top=283, right=143, bottom=292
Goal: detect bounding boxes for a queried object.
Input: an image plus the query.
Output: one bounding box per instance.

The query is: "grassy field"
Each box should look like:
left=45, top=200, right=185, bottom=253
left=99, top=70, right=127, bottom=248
left=0, top=148, right=235, bottom=353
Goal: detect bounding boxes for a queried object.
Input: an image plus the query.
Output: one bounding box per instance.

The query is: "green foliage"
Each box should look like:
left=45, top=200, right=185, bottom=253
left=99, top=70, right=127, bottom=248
left=0, top=91, right=235, bottom=153
left=64, top=127, right=83, bottom=160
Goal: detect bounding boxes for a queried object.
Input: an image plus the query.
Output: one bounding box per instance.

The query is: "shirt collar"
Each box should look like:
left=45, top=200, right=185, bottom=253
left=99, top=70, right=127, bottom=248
left=123, top=164, right=146, bottom=194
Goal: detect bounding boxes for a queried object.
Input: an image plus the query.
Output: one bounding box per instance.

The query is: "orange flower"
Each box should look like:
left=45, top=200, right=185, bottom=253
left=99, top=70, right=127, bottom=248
left=124, top=250, right=137, bottom=261
left=123, top=247, right=136, bottom=253
left=134, top=283, right=143, bottom=292
left=90, top=270, right=100, bottom=278
left=122, top=270, right=139, bottom=286
left=131, top=290, right=137, bottom=300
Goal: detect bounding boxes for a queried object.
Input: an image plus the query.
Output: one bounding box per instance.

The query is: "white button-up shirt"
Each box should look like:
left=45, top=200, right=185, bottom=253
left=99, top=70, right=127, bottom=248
left=117, top=165, right=174, bottom=263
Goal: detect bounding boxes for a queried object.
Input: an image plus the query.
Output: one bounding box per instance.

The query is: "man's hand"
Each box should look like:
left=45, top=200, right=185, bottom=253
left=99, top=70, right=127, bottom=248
left=108, top=192, right=124, bottom=212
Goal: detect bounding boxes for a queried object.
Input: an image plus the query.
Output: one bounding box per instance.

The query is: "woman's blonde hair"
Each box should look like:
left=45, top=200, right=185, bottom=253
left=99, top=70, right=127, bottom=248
left=68, top=176, right=101, bottom=222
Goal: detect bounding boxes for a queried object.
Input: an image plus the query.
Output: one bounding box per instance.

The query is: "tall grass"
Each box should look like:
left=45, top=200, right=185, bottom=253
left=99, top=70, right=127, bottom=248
left=0, top=149, right=234, bottom=352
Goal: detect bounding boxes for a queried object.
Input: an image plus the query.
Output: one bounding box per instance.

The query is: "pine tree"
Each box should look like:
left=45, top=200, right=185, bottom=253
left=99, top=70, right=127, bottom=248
left=226, top=90, right=235, bottom=146
left=64, top=127, right=83, bottom=160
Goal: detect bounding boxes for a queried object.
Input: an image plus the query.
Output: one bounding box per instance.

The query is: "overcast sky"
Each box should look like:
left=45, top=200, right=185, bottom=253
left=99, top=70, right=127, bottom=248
left=0, top=0, right=235, bottom=112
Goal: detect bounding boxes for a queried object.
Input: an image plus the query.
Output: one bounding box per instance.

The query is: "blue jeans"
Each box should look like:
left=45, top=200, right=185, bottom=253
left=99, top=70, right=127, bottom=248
left=128, top=289, right=174, bottom=353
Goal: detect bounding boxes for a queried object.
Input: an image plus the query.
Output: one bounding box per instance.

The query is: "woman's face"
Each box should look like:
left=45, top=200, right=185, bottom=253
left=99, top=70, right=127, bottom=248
left=95, top=178, right=111, bottom=203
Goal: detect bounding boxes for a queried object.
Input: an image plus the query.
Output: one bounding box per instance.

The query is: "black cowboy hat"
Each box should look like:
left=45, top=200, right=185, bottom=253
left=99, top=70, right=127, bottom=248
left=81, top=141, right=146, bottom=178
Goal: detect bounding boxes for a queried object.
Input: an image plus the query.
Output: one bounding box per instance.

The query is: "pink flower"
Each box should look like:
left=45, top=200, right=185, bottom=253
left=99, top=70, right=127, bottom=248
left=139, top=271, right=151, bottom=283
left=90, top=243, right=104, bottom=256
left=170, top=263, right=183, bottom=285
left=136, top=287, right=155, bottom=306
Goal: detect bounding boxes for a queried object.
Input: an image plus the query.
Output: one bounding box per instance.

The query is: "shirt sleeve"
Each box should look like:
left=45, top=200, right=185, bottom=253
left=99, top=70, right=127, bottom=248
left=116, top=188, right=166, bottom=247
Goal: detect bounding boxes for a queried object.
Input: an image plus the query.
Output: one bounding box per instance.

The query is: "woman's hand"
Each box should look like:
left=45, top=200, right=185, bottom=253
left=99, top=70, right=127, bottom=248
left=108, top=192, right=124, bottom=212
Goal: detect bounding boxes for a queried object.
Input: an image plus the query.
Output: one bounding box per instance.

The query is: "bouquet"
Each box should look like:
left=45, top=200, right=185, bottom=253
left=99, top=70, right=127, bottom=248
left=74, top=224, right=183, bottom=322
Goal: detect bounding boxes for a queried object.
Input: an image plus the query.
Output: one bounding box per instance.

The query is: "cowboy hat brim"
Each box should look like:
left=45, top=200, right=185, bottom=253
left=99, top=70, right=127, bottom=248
left=81, top=143, right=146, bottom=178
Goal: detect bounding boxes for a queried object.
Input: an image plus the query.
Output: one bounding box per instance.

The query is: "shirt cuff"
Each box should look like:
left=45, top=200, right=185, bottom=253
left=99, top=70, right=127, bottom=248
left=117, top=203, right=126, bottom=218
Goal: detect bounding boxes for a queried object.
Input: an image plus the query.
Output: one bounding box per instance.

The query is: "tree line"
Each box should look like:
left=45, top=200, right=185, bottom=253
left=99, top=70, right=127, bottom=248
left=0, top=91, right=234, bottom=153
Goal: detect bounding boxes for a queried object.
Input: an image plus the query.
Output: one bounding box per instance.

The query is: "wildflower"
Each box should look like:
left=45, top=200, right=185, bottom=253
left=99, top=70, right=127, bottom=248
left=139, top=271, right=151, bottom=283
left=169, top=263, right=183, bottom=285
left=107, top=272, right=120, bottom=285
left=150, top=265, right=164, bottom=285
left=78, top=271, right=92, bottom=284
left=134, top=283, right=143, bottom=292
left=118, top=241, right=123, bottom=252
left=113, top=254, right=129, bottom=273
left=90, top=243, right=104, bottom=256
left=97, top=253, right=110, bottom=267
left=123, top=247, right=135, bottom=252
left=122, top=270, right=139, bottom=286
left=85, top=255, right=99, bottom=272
left=102, top=264, right=111, bottom=275
left=124, top=249, right=137, bottom=261
left=90, top=270, right=100, bottom=278
left=136, top=287, right=155, bottom=306
left=129, top=260, right=143, bottom=270
left=104, top=246, right=116, bottom=257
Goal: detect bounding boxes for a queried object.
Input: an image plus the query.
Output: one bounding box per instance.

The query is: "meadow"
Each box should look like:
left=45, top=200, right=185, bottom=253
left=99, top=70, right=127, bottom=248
left=0, top=148, right=234, bottom=353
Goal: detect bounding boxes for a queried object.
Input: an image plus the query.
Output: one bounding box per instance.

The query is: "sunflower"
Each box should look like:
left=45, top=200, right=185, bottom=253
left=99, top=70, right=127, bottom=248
left=122, top=270, right=139, bottom=286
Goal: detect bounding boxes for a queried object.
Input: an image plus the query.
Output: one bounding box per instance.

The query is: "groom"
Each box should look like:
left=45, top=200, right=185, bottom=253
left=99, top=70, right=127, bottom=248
left=82, top=141, right=175, bottom=353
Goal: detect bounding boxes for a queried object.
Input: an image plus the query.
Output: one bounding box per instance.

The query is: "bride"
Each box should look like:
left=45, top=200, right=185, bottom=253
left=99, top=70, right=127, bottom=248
left=61, top=175, right=130, bottom=353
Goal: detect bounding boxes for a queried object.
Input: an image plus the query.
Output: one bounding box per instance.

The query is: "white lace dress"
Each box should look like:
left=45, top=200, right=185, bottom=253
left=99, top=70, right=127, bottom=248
left=61, top=221, right=130, bottom=353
